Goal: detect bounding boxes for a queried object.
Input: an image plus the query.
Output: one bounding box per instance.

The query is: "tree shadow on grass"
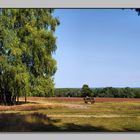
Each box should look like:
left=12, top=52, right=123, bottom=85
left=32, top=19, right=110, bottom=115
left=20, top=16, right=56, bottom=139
left=61, top=123, right=110, bottom=132
left=0, top=112, right=61, bottom=132
left=123, top=128, right=140, bottom=132
left=0, top=112, right=138, bottom=132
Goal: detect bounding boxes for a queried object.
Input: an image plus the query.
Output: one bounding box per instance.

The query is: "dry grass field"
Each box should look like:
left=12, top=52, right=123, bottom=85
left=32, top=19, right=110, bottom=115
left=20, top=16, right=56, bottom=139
left=0, top=97, right=140, bottom=132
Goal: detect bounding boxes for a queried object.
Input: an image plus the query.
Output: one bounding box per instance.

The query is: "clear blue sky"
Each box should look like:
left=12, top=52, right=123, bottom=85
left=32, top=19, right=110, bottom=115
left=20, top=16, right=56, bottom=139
left=53, top=9, right=140, bottom=88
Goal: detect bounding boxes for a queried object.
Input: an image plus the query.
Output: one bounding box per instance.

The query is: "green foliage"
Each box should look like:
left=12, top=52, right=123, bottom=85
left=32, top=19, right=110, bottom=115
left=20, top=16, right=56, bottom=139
left=135, top=8, right=140, bottom=15
left=0, top=9, right=59, bottom=104
left=81, top=84, right=93, bottom=97
left=31, top=77, right=55, bottom=97
left=54, top=88, right=81, bottom=97
left=54, top=87, right=140, bottom=98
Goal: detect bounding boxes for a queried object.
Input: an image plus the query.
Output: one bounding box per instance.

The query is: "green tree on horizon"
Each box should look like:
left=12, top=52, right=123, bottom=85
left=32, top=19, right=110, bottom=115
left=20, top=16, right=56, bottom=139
left=81, top=84, right=93, bottom=97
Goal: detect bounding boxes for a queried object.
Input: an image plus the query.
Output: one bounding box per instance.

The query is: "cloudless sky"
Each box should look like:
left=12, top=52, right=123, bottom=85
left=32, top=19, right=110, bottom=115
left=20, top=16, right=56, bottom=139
left=53, top=9, right=140, bottom=88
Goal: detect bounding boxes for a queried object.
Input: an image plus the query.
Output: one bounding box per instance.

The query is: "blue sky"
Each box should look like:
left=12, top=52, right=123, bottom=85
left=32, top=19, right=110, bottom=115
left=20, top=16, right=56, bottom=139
left=53, top=9, right=140, bottom=88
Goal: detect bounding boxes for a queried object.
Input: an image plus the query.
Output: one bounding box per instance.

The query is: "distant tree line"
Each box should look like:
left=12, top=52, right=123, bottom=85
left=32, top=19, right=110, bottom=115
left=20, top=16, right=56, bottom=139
left=53, top=87, right=140, bottom=98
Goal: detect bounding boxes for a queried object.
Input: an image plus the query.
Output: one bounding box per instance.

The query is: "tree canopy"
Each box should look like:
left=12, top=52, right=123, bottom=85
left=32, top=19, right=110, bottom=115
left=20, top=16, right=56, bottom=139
left=0, top=9, right=59, bottom=105
left=135, top=8, right=140, bottom=15
left=81, top=84, right=93, bottom=97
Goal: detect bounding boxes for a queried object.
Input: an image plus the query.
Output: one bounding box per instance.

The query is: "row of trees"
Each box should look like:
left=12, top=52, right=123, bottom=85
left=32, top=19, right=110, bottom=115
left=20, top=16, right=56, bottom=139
left=54, top=86, right=140, bottom=98
left=93, top=87, right=140, bottom=98
left=0, top=9, right=59, bottom=105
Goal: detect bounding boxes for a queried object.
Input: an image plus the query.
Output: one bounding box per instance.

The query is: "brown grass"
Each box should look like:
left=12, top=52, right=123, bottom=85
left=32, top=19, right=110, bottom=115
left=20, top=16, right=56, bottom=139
left=24, top=97, right=140, bottom=102
left=0, top=97, right=139, bottom=132
left=0, top=103, right=59, bottom=111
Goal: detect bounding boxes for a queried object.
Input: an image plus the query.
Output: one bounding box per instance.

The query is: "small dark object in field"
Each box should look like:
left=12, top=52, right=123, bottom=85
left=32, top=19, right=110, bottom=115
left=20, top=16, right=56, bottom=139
left=83, top=97, right=95, bottom=104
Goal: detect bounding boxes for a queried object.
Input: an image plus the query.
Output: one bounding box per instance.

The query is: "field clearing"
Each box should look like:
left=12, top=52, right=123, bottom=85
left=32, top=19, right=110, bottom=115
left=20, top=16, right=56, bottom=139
left=27, top=97, right=140, bottom=102
left=0, top=97, right=140, bottom=132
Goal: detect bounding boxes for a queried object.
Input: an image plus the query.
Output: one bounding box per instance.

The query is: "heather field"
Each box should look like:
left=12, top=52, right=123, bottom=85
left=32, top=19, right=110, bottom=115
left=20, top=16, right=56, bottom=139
left=0, top=97, right=140, bottom=132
